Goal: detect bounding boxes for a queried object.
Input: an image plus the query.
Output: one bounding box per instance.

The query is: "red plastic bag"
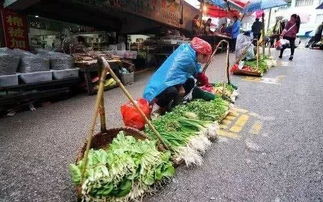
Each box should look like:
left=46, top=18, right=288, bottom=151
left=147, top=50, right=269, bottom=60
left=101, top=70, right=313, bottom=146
left=121, top=98, right=151, bottom=130
left=230, top=64, right=239, bottom=73
left=274, top=40, right=282, bottom=50
left=200, top=84, right=214, bottom=93
left=196, top=72, right=210, bottom=86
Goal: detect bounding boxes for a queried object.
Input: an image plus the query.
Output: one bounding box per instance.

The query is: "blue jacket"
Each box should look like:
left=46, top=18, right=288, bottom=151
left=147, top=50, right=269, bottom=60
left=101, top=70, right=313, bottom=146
left=143, top=43, right=201, bottom=102
left=231, top=20, right=241, bottom=39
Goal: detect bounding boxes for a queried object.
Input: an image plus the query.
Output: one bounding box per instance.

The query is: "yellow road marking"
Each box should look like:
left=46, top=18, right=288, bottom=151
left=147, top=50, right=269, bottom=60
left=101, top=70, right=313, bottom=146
left=217, top=129, right=240, bottom=139
left=228, top=111, right=239, bottom=117
left=249, top=121, right=263, bottom=135
left=229, top=114, right=250, bottom=133
left=231, top=107, right=248, bottom=114
left=221, top=119, right=232, bottom=126
left=224, top=115, right=236, bottom=121
left=219, top=124, right=228, bottom=129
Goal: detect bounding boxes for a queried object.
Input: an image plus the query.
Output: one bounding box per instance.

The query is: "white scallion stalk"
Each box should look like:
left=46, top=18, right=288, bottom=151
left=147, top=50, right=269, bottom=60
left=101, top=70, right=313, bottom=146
left=175, top=146, right=203, bottom=166
left=207, top=123, right=219, bottom=141
left=188, top=133, right=211, bottom=154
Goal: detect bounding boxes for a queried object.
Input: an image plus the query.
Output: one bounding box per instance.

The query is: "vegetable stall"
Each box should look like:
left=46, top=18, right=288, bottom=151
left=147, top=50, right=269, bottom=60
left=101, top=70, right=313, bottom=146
left=231, top=54, right=277, bottom=76
left=69, top=57, right=234, bottom=201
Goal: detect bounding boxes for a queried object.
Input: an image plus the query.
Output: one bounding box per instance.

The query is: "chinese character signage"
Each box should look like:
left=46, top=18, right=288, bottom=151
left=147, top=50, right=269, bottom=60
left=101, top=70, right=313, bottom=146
left=1, top=8, right=29, bottom=50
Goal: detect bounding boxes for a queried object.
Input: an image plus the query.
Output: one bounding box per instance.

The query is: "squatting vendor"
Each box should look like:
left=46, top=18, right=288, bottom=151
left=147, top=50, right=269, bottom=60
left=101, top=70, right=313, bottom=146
left=143, top=37, right=212, bottom=114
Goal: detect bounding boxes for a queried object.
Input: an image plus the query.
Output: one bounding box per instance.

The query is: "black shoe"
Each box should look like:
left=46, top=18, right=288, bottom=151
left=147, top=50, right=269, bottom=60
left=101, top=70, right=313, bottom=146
left=289, top=56, right=293, bottom=61
left=279, top=55, right=282, bottom=59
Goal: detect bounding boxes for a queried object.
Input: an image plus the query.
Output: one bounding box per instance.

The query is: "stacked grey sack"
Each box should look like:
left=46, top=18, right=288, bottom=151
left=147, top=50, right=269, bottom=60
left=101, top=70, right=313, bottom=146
left=49, top=52, right=74, bottom=70
left=37, top=49, right=73, bottom=70
left=0, top=48, right=20, bottom=75
left=12, top=49, right=50, bottom=73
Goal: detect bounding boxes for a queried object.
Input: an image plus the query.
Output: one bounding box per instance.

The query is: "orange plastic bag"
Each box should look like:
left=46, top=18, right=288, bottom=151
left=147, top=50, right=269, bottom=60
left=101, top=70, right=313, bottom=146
left=121, top=98, right=151, bottom=130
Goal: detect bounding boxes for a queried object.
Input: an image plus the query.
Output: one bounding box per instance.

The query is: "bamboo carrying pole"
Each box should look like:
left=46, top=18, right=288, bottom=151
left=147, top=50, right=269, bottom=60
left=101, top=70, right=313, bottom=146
left=223, top=40, right=230, bottom=97
left=257, top=40, right=259, bottom=69
left=233, top=43, right=252, bottom=65
left=203, top=39, right=230, bottom=73
left=100, top=57, right=170, bottom=151
left=81, top=65, right=109, bottom=182
left=224, top=41, right=230, bottom=84
left=267, top=9, right=273, bottom=57
left=262, top=14, right=266, bottom=57
left=99, top=95, right=107, bottom=132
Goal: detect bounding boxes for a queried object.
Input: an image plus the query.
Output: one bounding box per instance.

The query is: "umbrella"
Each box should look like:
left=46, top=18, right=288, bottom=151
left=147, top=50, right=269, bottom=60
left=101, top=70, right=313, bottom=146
left=243, top=0, right=287, bottom=13
left=317, top=2, right=323, bottom=9
left=207, top=0, right=245, bottom=11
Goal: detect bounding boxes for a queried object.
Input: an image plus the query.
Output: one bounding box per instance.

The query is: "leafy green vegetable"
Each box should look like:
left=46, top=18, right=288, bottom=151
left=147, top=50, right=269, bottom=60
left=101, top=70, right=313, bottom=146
left=69, top=132, right=175, bottom=201
left=214, top=83, right=235, bottom=94
left=244, top=55, right=275, bottom=74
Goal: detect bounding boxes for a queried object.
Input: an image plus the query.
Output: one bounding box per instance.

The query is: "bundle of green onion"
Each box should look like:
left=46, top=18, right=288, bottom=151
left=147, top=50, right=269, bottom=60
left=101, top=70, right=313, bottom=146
left=145, top=98, right=230, bottom=166
left=69, top=132, right=175, bottom=201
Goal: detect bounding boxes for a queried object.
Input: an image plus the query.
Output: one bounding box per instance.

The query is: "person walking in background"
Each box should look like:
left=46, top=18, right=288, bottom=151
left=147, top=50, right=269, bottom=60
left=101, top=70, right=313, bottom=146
left=251, top=18, right=263, bottom=40
left=270, top=17, right=285, bottom=47
left=279, top=14, right=301, bottom=61
left=230, top=16, right=241, bottom=52
left=306, top=21, right=323, bottom=48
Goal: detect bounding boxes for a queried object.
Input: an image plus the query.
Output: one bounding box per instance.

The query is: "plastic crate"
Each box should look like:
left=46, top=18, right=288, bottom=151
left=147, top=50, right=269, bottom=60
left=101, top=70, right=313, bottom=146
left=121, top=72, right=134, bottom=85
left=52, top=68, right=79, bottom=80
left=0, top=74, right=19, bottom=87
left=20, top=71, right=52, bottom=84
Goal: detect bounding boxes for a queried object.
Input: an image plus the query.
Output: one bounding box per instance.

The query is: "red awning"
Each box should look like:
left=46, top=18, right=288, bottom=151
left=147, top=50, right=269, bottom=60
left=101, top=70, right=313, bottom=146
left=207, top=5, right=241, bottom=18
left=230, top=0, right=248, bottom=8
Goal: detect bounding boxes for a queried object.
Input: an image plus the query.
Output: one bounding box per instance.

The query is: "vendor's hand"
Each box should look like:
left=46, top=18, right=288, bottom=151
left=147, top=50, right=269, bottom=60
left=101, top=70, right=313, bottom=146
left=196, top=72, right=210, bottom=86
left=178, top=85, right=185, bottom=97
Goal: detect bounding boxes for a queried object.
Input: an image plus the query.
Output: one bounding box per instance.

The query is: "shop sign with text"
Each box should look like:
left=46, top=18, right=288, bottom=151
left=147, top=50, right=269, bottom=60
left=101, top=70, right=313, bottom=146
left=1, top=8, right=29, bottom=50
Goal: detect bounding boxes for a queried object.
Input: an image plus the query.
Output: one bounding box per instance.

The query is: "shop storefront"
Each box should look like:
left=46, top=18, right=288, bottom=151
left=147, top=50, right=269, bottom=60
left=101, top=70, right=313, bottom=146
left=0, top=0, right=199, bottom=113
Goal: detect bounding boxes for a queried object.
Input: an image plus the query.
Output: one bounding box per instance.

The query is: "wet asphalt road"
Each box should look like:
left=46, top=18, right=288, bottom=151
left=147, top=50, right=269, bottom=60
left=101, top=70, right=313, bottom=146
left=0, top=48, right=322, bottom=202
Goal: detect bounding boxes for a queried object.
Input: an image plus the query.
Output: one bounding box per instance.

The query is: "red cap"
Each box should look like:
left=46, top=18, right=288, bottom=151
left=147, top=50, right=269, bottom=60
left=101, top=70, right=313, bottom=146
left=190, top=37, right=212, bottom=55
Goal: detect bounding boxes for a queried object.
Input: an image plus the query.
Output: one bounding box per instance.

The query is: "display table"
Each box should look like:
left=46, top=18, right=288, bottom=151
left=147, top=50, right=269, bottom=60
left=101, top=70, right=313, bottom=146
left=76, top=59, right=122, bottom=95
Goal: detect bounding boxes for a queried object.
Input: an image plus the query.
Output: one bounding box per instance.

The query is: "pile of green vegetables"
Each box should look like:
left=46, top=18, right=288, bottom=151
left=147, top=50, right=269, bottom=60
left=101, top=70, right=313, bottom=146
left=244, top=55, right=276, bottom=74
left=244, top=58, right=268, bottom=74
left=145, top=98, right=230, bottom=166
left=213, top=83, right=235, bottom=94
left=69, top=133, right=175, bottom=201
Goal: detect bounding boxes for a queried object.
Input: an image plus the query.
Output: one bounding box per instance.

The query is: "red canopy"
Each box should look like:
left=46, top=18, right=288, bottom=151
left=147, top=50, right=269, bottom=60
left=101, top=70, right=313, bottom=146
left=230, top=0, right=248, bottom=8
left=207, top=5, right=241, bottom=18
